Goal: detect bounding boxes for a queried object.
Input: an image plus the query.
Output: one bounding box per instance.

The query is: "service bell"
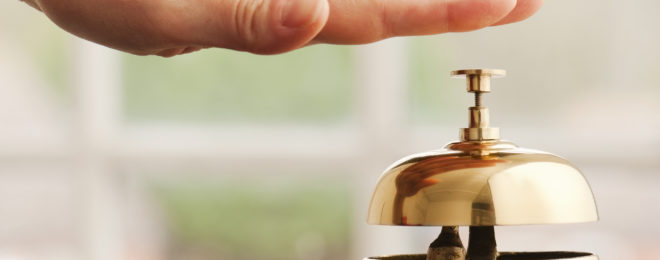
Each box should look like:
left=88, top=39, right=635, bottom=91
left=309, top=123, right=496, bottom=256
left=364, top=69, right=599, bottom=260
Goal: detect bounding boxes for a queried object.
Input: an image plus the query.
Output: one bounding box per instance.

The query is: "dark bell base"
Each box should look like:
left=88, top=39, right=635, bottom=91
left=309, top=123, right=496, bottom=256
left=365, top=252, right=597, bottom=260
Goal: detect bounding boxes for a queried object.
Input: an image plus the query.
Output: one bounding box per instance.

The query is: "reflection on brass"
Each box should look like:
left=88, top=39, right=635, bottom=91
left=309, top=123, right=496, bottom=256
left=367, top=141, right=598, bottom=226
left=365, top=252, right=598, bottom=260
left=389, top=153, right=505, bottom=225
left=450, top=69, right=506, bottom=93
left=452, top=69, right=504, bottom=142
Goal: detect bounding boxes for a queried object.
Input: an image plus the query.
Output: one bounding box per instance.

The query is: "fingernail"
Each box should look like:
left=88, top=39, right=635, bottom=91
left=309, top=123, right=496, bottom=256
left=281, top=0, right=321, bottom=28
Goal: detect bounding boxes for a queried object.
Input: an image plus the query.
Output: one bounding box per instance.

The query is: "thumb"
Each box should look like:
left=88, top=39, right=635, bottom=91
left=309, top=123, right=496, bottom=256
left=208, top=0, right=329, bottom=54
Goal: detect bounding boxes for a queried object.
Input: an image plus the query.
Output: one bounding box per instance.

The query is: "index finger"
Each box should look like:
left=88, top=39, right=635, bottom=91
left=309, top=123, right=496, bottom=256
left=316, top=0, right=529, bottom=44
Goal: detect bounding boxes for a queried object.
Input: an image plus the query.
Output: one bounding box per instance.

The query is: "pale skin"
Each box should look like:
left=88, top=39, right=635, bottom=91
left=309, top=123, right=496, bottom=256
left=22, top=0, right=544, bottom=57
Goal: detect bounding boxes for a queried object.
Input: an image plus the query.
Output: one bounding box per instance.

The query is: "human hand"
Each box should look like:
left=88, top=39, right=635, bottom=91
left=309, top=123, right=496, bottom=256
left=24, top=0, right=543, bottom=56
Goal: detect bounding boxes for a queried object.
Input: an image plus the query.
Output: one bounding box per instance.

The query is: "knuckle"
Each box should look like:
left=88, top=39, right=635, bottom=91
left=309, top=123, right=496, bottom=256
left=232, top=0, right=268, bottom=51
left=377, top=1, right=394, bottom=39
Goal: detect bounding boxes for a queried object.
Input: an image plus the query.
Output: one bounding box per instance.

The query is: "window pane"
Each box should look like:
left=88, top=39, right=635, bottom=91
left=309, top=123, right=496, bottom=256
left=0, top=164, right=83, bottom=259
left=1, top=1, right=74, bottom=147
left=408, top=37, right=465, bottom=125
left=122, top=46, right=355, bottom=123
left=1, top=1, right=73, bottom=100
left=407, top=0, right=660, bottom=131
left=149, top=174, right=351, bottom=260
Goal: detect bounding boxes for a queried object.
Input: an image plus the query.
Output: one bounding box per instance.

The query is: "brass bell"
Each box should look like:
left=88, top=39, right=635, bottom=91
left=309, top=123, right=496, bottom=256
left=364, top=69, right=599, bottom=260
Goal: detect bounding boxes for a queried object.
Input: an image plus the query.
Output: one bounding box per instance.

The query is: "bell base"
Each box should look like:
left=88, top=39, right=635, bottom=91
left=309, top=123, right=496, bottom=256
left=365, top=252, right=597, bottom=260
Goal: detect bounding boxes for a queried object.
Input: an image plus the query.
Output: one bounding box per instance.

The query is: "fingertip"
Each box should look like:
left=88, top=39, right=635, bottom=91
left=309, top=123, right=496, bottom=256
left=250, top=0, right=329, bottom=54
left=492, top=0, right=545, bottom=26
left=447, top=0, right=517, bottom=32
left=381, top=0, right=518, bottom=39
left=280, top=0, right=327, bottom=28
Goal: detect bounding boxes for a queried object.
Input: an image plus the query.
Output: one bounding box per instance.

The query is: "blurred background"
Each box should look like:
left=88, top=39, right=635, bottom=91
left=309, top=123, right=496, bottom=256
left=1, top=0, right=659, bottom=259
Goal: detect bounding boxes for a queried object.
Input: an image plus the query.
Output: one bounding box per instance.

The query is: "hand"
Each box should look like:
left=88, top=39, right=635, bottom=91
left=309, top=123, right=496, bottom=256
left=24, top=0, right=543, bottom=56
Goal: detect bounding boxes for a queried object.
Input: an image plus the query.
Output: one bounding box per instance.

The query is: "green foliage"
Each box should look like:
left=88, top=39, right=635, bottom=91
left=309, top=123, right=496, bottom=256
left=408, top=37, right=464, bottom=125
left=4, top=1, right=72, bottom=99
left=122, top=45, right=355, bottom=123
left=152, top=177, right=351, bottom=260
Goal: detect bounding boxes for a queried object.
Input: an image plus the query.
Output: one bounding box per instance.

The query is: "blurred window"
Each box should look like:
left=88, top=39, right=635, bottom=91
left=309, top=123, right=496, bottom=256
left=150, top=175, right=350, bottom=260
left=121, top=47, right=355, bottom=123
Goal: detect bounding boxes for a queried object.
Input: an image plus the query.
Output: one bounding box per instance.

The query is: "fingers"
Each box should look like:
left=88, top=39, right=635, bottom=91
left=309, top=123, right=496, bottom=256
left=493, top=0, right=545, bottom=26
left=33, top=0, right=541, bottom=56
left=36, top=0, right=329, bottom=56
left=194, top=0, right=330, bottom=54
left=142, top=0, right=331, bottom=54
left=316, top=0, right=517, bottom=44
left=435, top=0, right=518, bottom=32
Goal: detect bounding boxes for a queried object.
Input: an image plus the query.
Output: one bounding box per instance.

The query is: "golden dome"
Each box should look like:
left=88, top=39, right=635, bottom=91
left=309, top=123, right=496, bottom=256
left=366, top=140, right=598, bottom=226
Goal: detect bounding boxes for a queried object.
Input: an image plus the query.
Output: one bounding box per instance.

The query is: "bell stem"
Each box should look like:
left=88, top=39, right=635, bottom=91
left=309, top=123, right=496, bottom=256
left=427, top=226, right=466, bottom=260
left=466, top=226, right=497, bottom=260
